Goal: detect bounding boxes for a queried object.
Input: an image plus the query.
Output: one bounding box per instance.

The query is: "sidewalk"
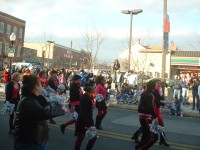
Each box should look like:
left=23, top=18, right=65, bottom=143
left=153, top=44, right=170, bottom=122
left=0, top=84, right=199, bottom=118
left=107, top=96, right=200, bottom=119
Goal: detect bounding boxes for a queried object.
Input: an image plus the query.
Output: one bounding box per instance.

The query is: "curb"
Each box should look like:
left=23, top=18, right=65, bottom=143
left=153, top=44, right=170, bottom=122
left=109, top=102, right=200, bottom=119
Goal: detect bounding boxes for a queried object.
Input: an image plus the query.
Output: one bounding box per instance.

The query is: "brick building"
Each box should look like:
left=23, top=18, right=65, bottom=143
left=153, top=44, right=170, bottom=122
left=0, top=11, right=26, bottom=69
left=24, top=42, right=91, bottom=70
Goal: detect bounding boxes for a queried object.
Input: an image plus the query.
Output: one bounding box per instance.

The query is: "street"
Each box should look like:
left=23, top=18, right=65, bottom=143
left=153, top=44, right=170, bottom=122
left=0, top=92, right=200, bottom=150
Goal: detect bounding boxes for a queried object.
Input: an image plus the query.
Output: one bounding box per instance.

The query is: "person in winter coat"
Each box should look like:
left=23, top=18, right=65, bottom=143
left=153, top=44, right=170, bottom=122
left=5, top=72, right=21, bottom=135
left=135, top=80, right=158, bottom=150
left=75, top=80, right=97, bottom=150
left=14, top=74, right=65, bottom=150
left=38, top=71, right=48, bottom=88
left=60, top=75, right=83, bottom=135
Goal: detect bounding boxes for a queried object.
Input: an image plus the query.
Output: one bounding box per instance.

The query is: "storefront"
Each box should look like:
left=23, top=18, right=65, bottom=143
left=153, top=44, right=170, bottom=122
left=170, top=51, right=200, bottom=78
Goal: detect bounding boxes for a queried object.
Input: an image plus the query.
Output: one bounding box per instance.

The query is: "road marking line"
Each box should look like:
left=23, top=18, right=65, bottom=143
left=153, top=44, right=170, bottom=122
left=50, top=122, right=200, bottom=150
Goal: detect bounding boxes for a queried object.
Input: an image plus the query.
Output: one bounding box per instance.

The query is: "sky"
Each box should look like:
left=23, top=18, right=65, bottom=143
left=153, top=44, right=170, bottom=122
left=1, top=0, right=200, bottom=63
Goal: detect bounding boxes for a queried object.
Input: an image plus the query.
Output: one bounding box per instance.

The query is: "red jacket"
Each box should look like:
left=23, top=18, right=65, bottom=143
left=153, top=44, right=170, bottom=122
left=96, top=84, right=107, bottom=100
left=3, top=71, right=11, bottom=83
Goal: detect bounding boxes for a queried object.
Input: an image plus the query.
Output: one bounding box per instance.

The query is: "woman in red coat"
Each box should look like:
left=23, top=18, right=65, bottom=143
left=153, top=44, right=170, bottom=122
left=95, top=76, right=107, bottom=130
left=153, top=79, right=170, bottom=146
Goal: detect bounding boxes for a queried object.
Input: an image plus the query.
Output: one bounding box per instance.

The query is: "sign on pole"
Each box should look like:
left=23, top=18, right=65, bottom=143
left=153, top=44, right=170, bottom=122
left=7, top=48, right=15, bottom=57
left=8, top=53, right=14, bottom=57
left=164, top=32, right=169, bottom=54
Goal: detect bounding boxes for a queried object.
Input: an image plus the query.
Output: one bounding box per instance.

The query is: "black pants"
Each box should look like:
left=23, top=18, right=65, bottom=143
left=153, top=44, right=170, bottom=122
left=135, top=118, right=158, bottom=150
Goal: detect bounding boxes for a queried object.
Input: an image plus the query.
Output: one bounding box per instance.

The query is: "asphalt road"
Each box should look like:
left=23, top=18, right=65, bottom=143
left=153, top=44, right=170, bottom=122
left=0, top=91, right=200, bottom=150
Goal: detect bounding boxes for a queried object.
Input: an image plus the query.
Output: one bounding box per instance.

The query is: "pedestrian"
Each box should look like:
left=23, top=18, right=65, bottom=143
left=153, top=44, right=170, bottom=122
left=60, top=75, right=83, bottom=135
left=75, top=80, right=97, bottom=150
left=95, top=76, right=108, bottom=130
left=135, top=80, right=158, bottom=150
left=115, top=70, right=124, bottom=91
left=38, top=71, right=48, bottom=88
left=3, top=67, right=11, bottom=93
left=14, top=74, right=65, bottom=150
left=5, top=72, right=21, bottom=135
left=192, top=79, right=199, bottom=111
left=112, top=59, right=120, bottom=83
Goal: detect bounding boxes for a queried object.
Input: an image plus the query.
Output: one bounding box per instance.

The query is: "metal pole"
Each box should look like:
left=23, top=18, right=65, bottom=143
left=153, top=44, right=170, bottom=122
left=162, top=0, right=167, bottom=78
left=70, top=41, right=72, bottom=68
left=9, top=57, right=12, bottom=72
left=128, top=11, right=133, bottom=70
left=47, top=43, right=50, bottom=69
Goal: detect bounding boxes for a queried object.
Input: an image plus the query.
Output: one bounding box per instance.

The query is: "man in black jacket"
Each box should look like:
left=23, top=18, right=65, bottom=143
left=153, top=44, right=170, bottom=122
left=135, top=80, right=158, bottom=150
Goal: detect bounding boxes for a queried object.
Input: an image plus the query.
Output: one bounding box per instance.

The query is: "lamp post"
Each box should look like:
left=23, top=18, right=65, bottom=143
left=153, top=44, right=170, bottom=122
left=121, top=9, right=143, bottom=70
left=47, top=40, right=54, bottom=69
left=9, top=32, right=16, bottom=71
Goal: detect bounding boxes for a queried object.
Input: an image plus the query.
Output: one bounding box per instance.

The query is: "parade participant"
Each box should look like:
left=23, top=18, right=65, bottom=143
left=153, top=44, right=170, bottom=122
left=47, top=70, right=59, bottom=124
left=60, top=75, right=83, bottom=135
left=47, top=70, right=59, bottom=91
left=132, top=79, right=170, bottom=147
left=38, top=71, right=48, bottom=88
left=14, top=74, right=65, bottom=150
left=5, top=72, right=21, bottom=135
left=153, top=79, right=170, bottom=146
left=135, top=80, right=158, bottom=150
left=75, top=80, right=97, bottom=150
left=95, top=76, right=108, bottom=130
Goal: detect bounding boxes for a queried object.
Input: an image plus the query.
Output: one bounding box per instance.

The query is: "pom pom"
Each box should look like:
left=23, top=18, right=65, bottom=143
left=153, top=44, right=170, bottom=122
left=1, top=101, right=15, bottom=115
left=149, top=120, right=164, bottom=134
left=57, top=84, right=65, bottom=93
left=86, top=126, right=97, bottom=139
left=95, top=94, right=104, bottom=102
left=70, top=111, right=78, bottom=121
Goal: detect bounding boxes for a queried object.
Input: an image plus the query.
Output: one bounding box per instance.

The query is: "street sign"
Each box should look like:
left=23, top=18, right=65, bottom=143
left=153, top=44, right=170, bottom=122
left=8, top=53, right=14, bottom=57
left=8, top=47, right=15, bottom=53
left=163, top=32, right=169, bottom=54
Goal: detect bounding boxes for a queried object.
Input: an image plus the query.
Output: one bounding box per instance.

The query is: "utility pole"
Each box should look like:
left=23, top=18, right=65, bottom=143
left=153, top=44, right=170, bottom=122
left=162, top=0, right=167, bottom=78
left=70, top=41, right=72, bottom=68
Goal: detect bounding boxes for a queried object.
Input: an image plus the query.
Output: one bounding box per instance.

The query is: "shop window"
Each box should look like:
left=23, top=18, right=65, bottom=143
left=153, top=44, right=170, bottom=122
left=13, top=26, right=17, bottom=35
left=0, top=21, right=4, bottom=33
left=6, top=24, right=11, bottom=35
left=19, top=28, right=23, bottom=38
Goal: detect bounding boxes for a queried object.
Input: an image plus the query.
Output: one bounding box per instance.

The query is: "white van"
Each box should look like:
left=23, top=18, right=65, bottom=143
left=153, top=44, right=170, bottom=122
left=14, top=62, right=43, bottom=71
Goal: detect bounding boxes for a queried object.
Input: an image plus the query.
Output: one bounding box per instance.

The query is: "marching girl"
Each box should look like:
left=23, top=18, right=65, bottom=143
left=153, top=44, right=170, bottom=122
left=95, top=76, right=108, bottom=130
left=60, top=75, right=83, bottom=135
left=153, top=79, right=170, bottom=146
left=75, top=80, right=97, bottom=150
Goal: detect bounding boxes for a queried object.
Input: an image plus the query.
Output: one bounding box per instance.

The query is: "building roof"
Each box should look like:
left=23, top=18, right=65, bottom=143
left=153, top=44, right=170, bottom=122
left=144, top=45, right=177, bottom=51
left=171, top=50, right=200, bottom=57
left=0, top=11, right=26, bottom=24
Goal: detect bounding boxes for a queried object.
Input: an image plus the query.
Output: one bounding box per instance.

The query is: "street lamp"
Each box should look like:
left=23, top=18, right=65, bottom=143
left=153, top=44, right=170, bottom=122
left=121, top=9, right=143, bottom=70
left=9, top=32, right=16, bottom=71
left=47, top=40, right=54, bottom=69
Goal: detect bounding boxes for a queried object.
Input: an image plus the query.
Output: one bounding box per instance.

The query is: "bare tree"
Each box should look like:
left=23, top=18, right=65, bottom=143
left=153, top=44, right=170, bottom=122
left=80, top=26, right=105, bottom=70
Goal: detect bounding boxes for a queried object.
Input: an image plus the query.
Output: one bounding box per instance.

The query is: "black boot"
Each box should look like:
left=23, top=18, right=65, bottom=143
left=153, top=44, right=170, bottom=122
left=49, top=118, right=56, bottom=124
left=60, top=124, right=65, bottom=134
left=95, top=115, right=102, bottom=130
left=131, top=128, right=142, bottom=143
left=131, top=134, right=139, bottom=143
left=159, top=132, right=170, bottom=147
